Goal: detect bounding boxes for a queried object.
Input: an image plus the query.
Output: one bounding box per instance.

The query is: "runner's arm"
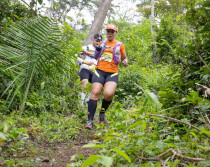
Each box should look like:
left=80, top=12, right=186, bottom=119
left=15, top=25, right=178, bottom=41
left=77, top=57, right=84, bottom=65
left=77, top=57, right=94, bottom=66
left=121, top=53, right=128, bottom=67
left=120, top=44, right=128, bottom=67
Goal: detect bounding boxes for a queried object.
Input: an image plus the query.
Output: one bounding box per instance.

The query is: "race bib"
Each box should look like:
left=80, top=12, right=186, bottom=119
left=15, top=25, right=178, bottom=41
left=99, top=52, right=113, bottom=62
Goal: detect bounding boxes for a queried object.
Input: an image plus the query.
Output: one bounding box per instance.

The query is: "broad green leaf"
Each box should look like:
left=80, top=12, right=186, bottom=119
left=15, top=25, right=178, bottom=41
left=190, top=132, right=197, bottom=138
left=10, top=131, right=20, bottom=138
left=167, top=143, right=177, bottom=148
left=135, top=84, right=160, bottom=110
left=198, top=146, right=210, bottom=151
left=176, top=15, right=181, bottom=21
left=38, top=0, right=43, bottom=5
left=174, top=135, right=180, bottom=141
left=3, top=123, right=9, bottom=133
left=111, top=148, right=131, bottom=163
left=82, top=143, right=104, bottom=148
left=199, top=160, right=210, bottom=166
left=81, top=155, right=100, bottom=167
left=198, top=145, right=210, bottom=151
left=143, top=97, right=148, bottom=107
left=142, top=121, right=147, bottom=131
left=70, top=154, right=77, bottom=161
left=145, top=91, right=160, bottom=110
left=78, top=154, right=84, bottom=160
left=127, top=121, right=141, bottom=130
left=41, top=82, right=45, bottom=89
left=100, top=156, right=113, bottom=167
left=18, top=128, right=27, bottom=133
left=0, top=132, right=6, bottom=146
left=200, top=128, right=210, bottom=136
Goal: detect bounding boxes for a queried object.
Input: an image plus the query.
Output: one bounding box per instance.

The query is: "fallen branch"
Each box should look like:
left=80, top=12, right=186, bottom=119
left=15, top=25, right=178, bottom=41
left=146, top=114, right=200, bottom=131
left=141, top=148, right=206, bottom=162
left=195, top=83, right=210, bottom=97
left=147, top=114, right=210, bottom=138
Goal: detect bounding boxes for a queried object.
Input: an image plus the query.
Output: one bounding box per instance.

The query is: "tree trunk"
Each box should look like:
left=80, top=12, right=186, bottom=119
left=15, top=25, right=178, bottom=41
left=85, top=0, right=112, bottom=44
left=151, top=0, right=157, bottom=63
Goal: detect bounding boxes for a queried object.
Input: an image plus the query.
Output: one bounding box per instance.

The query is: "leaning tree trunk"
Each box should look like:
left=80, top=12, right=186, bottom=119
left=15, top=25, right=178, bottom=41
left=85, top=0, right=112, bottom=44
left=151, top=0, right=157, bottom=63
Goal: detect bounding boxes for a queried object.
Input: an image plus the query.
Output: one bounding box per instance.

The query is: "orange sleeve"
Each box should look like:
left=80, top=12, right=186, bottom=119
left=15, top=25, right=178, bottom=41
left=120, top=43, right=126, bottom=55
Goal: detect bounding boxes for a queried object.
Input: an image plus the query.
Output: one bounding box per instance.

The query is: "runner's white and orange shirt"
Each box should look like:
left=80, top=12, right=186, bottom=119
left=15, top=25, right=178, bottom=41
left=96, top=40, right=126, bottom=73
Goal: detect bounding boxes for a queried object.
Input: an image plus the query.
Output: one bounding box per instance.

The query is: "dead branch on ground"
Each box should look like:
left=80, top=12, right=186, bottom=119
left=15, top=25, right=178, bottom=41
left=146, top=114, right=200, bottom=131
left=195, top=83, right=210, bottom=97
left=141, top=148, right=206, bottom=162
left=146, top=114, right=210, bottom=138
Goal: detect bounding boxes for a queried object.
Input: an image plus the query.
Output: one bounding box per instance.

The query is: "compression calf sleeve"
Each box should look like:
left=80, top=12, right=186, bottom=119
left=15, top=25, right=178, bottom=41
left=88, top=99, right=97, bottom=121
left=101, top=99, right=112, bottom=112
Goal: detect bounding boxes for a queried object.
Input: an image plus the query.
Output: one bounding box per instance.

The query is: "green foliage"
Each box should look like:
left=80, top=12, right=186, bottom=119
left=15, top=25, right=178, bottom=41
left=0, top=0, right=33, bottom=32
left=138, top=85, right=160, bottom=111
left=111, top=148, right=131, bottom=163
left=113, top=19, right=153, bottom=65
left=0, top=111, right=82, bottom=166
left=24, top=21, right=84, bottom=114
left=182, top=0, right=210, bottom=86
left=71, top=143, right=131, bottom=167
left=115, top=64, right=147, bottom=104
left=0, top=17, right=83, bottom=113
left=0, top=17, right=66, bottom=111
left=81, top=155, right=101, bottom=167
left=0, top=1, right=209, bottom=166
left=137, top=0, right=185, bottom=18
left=153, top=0, right=209, bottom=109
left=69, top=94, right=209, bottom=166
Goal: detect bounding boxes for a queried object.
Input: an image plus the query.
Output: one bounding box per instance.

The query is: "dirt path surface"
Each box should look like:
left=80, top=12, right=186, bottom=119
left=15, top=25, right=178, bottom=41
left=40, top=129, right=96, bottom=167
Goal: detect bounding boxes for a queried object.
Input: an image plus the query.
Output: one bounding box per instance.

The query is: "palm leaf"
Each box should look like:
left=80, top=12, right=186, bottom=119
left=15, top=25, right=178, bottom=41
left=0, top=17, right=64, bottom=112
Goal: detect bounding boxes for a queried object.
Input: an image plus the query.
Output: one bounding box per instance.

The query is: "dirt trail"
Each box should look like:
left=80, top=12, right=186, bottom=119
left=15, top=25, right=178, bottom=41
left=41, top=129, right=96, bottom=167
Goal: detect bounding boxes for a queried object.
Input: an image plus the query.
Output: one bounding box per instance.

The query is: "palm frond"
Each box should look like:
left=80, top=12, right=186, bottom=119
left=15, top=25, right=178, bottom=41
left=0, top=17, right=64, bottom=112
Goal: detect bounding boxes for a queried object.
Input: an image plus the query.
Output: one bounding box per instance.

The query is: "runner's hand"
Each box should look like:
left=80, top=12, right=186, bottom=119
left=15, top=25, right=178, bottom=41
left=89, top=65, right=96, bottom=71
left=122, top=58, right=128, bottom=67
left=78, top=52, right=83, bottom=58
left=85, top=60, right=94, bottom=65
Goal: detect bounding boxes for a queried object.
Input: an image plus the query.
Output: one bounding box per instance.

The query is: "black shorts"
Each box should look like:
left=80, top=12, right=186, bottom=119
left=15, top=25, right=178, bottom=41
left=92, top=69, right=118, bottom=85
left=79, top=69, right=95, bottom=83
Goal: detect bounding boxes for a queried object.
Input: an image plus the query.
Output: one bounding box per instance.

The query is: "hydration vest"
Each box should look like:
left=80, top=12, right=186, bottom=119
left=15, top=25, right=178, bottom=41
left=94, top=40, right=122, bottom=65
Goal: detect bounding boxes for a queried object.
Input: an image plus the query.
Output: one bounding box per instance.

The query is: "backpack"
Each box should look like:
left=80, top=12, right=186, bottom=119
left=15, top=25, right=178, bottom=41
left=94, top=40, right=122, bottom=65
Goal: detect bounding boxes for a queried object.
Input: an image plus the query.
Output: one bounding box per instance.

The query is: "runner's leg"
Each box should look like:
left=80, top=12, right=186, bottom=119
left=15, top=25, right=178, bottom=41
left=99, top=81, right=117, bottom=123
left=87, top=83, right=103, bottom=120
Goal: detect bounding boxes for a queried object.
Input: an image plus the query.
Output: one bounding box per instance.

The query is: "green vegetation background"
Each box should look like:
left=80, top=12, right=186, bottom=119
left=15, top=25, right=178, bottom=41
left=0, top=0, right=209, bottom=166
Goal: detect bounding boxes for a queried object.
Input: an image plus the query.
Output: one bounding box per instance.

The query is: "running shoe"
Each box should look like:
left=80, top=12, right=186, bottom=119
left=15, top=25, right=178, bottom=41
left=85, top=120, right=93, bottom=130
left=99, top=112, right=106, bottom=124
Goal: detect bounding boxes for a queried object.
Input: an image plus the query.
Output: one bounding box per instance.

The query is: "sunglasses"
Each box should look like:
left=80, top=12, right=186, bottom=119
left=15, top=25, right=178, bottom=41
left=106, top=29, right=116, bottom=33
